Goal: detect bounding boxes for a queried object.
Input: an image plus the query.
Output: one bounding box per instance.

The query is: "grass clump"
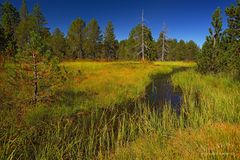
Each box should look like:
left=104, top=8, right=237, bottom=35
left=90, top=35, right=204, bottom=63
left=112, top=69, right=240, bottom=159
left=2, top=61, right=239, bottom=159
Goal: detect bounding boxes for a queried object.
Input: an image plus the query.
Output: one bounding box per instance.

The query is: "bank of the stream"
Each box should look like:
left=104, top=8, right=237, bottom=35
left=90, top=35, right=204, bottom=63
left=112, top=69, right=240, bottom=160
left=2, top=62, right=239, bottom=160
left=1, top=61, right=194, bottom=159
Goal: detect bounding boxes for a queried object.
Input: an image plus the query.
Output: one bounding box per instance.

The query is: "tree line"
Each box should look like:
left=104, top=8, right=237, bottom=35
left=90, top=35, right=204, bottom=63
left=198, top=0, right=240, bottom=76
left=0, top=0, right=199, bottom=62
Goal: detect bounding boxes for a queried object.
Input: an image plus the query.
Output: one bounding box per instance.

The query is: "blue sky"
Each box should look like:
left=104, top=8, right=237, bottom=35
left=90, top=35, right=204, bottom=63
left=3, top=0, right=236, bottom=46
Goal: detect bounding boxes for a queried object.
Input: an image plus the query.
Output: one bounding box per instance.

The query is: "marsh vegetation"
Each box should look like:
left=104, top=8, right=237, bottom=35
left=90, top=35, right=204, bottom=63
left=1, top=61, right=240, bottom=159
left=0, top=0, right=240, bottom=159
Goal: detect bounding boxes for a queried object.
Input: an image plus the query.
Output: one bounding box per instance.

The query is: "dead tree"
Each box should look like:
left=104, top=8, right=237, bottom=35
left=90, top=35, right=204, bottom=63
left=136, top=10, right=149, bottom=61
left=160, top=23, right=168, bottom=61
left=32, top=51, right=38, bottom=104
left=141, top=10, right=145, bottom=61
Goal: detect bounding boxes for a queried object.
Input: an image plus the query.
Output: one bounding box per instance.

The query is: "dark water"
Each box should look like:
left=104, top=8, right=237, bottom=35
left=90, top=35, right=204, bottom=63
left=145, top=68, right=185, bottom=114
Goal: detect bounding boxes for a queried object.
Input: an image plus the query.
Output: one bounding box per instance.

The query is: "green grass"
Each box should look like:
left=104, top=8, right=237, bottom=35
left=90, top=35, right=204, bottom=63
left=59, top=61, right=175, bottom=109
left=112, top=69, right=240, bottom=160
left=172, top=70, right=240, bottom=125
left=1, top=61, right=239, bottom=159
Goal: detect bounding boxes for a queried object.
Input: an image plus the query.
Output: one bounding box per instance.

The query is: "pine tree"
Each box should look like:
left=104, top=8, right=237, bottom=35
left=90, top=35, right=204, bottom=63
left=67, top=18, right=85, bottom=58
left=185, top=40, right=199, bottom=61
left=127, top=24, right=155, bottom=60
left=117, top=40, right=130, bottom=60
left=32, top=4, right=47, bottom=29
left=50, top=28, right=66, bottom=59
left=31, top=3, right=50, bottom=39
left=84, top=19, right=102, bottom=59
left=225, top=0, right=240, bottom=40
left=198, top=8, right=223, bottom=73
left=11, top=31, right=64, bottom=104
left=20, top=0, right=28, bottom=21
left=0, top=24, right=5, bottom=52
left=104, top=21, right=117, bottom=60
left=16, top=16, right=38, bottom=49
left=209, top=7, right=222, bottom=48
left=0, top=3, right=3, bottom=21
left=225, top=0, right=240, bottom=76
left=166, top=39, right=178, bottom=60
left=17, top=3, right=49, bottom=50
left=0, top=2, right=20, bottom=56
left=176, top=40, right=186, bottom=60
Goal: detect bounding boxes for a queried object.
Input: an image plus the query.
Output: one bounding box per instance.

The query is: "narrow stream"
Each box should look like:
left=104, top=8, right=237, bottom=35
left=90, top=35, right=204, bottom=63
left=145, top=68, right=186, bottom=114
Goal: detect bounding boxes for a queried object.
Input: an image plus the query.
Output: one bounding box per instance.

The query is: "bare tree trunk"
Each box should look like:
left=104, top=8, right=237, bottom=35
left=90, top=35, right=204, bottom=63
left=141, top=10, right=145, bottom=61
left=213, top=35, right=216, bottom=48
left=32, top=51, right=38, bottom=104
left=0, top=54, right=5, bottom=68
left=161, top=33, right=165, bottom=61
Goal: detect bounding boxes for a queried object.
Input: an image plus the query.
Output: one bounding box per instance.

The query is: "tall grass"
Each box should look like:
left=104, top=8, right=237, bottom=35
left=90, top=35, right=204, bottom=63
left=2, top=61, right=239, bottom=159
left=0, top=101, right=180, bottom=159
left=112, top=69, right=240, bottom=159
left=1, top=61, right=189, bottom=159
left=59, top=61, right=175, bottom=108
left=172, top=69, right=240, bottom=126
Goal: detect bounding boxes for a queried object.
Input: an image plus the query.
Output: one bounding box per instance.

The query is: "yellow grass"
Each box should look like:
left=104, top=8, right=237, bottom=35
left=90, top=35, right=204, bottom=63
left=60, top=61, right=195, bottom=108
left=112, top=123, right=240, bottom=160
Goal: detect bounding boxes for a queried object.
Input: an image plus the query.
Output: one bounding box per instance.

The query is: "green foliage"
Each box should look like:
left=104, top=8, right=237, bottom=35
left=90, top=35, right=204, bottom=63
left=209, top=7, right=222, bottom=46
left=117, top=24, right=156, bottom=60
left=225, top=0, right=240, bottom=40
left=185, top=40, right=199, bottom=60
left=104, top=21, right=117, bottom=60
left=31, top=4, right=47, bottom=31
left=30, top=4, right=50, bottom=41
left=16, top=16, right=38, bottom=49
left=20, top=0, right=28, bottom=21
left=117, top=40, right=131, bottom=60
left=67, top=18, right=85, bottom=58
left=225, top=0, right=240, bottom=76
left=16, top=2, right=50, bottom=50
left=164, top=39, right=199, bottom=61
left=0, top=24, right=5, bottom=52
left=84, top=19, right=102, bottom=59
left=0, top=1, right=201, bottom=61
left=0, top=1, right=20, bottom=56
left=166, top=39, right=178, bottom=60
left=6, top=31, right=64, bottom=105
left=198, top=8, right=223, bottom=73
left=49, top=28, right=66, bottom=59
left=198, top=2, right=240, bottom=76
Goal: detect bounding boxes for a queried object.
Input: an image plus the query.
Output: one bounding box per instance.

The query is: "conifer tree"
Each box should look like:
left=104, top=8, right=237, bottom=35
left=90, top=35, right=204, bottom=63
left=185, top=40, right=199, bottom=61
left=32, top=4, right=47, bottom=29
left=104, top=21, right=117, bottom=60
left=0, top=25, right=5, bottom=52
left=0, top=2, right=20, bottom=56
left=225, top=0, right=240, bottom=40
left=117, top=40, right=131, bottom=60
left=50, top=28, right=66, bottom=59
left=198, top=8, right=223, bottom=73
left=127, top=24, right=155, bottom=60
left=225, top=0, right=240, bottom=75
left=166, top=39, right=178, bottom=60
left=11, top=31, right=64, bottom=104
left=16, top=16, right=38, bottom=49
left=67, top=18, right=85, bottom=58
left=20, top=0, right=28, bottom=21
left=84, top=19, right=102, bottom=59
